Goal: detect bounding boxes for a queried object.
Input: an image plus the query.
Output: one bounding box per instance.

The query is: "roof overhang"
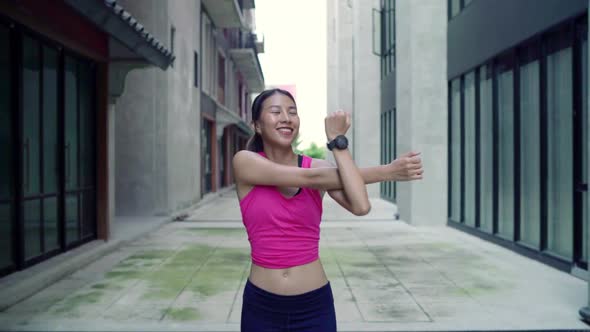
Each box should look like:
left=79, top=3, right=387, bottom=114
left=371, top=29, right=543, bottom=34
left=64, top=0, right=174, bottom=70
left=229, top=48, right=265, bottom=93
left=202, top=0, right=245, bottom=28
left=215, top=103, right=253, bottom=138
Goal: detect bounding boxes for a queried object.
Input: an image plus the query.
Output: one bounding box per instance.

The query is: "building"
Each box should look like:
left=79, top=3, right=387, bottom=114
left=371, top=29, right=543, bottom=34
left=0, top=0, right=264, bottom=289
left=328, top=0, right=590, bottom=278
left=448, top=0, right=588, bottom=276
left=327, top=0, right=381, bottom=197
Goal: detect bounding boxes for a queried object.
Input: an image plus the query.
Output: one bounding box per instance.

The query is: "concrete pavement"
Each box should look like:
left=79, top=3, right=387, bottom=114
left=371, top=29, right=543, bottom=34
left=0, top=190, right=588, bottom=331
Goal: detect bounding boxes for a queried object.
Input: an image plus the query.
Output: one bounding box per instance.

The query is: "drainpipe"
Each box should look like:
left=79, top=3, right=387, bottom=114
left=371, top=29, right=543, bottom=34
left=580, top=0, right=590, bottom=323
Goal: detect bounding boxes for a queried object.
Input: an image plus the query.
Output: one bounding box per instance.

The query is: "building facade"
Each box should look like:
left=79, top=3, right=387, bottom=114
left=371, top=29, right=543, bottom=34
left=330, top=0, right=590, bottom=277
left=327, top=0, right=381, bottom=198
left=447, top=0, right=588, bottom=275
left=0, top=0, right=263, bottom=283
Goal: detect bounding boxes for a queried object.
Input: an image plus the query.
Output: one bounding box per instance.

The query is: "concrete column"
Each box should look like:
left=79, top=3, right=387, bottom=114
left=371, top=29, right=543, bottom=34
left=395, top=0, right=447, bottom=226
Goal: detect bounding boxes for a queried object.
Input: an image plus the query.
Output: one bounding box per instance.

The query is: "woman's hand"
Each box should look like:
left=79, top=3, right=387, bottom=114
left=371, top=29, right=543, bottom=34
left=325, top=110, right=351, bottom=141
left=388, top=151, right=424, bottom=181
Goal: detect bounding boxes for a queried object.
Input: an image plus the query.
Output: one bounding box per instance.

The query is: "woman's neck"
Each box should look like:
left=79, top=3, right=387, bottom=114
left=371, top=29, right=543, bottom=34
left=261, top=145, right=298, bottom=166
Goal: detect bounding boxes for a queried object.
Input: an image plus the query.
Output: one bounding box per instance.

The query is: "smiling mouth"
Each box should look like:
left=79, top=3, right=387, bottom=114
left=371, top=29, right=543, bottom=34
left=277, top=128, right=293, bottom=134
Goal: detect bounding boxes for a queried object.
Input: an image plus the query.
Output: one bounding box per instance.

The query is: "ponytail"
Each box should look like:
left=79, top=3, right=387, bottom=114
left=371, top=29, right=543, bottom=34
left=246, top=133, right=264, bottom=152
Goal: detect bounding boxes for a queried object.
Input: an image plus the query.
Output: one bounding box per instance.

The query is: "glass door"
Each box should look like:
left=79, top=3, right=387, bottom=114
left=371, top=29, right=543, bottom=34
left=0, top=24, right=14, bottom=272
left=21, top=35, right=61, bottom=262
left=64, top=55, right=96, bottom=247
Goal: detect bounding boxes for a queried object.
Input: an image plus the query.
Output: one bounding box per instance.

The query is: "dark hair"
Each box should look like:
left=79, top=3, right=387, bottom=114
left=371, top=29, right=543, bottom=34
left=246, top=88, right=297, bottom=152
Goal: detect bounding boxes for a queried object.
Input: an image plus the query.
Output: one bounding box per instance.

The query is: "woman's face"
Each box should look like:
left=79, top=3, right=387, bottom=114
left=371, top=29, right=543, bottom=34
left=255, top=93, right=300, bottom=147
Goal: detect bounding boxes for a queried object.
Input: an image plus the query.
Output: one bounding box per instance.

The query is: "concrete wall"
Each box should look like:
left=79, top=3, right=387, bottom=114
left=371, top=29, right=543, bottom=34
left=352, top=0, right=381, bottom=197
left=327, top=0, right=381, bottom=197
left=114, top=0, right=201, bottom=216
left=395, top=0, right=447, bottom=226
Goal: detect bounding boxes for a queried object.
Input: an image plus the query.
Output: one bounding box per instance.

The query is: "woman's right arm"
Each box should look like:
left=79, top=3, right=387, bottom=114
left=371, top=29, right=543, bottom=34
left=232, top=150, right=369, bottom=191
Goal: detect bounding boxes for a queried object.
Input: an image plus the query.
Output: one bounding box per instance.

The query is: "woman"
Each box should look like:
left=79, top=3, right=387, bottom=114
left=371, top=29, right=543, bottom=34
left=232, top=88, right=423, bottom=331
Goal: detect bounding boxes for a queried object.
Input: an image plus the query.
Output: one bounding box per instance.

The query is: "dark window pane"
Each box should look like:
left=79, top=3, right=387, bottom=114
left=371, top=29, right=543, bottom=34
left=22, top=36, right=41, bottom=196
left=44, top=196, right=58, bottom=251
left=79, top=61, right=95, bottom=187
left=82, top=191, right=95, bottom=238
left=0, top=26, right=11, bottom=199
left=519, top=58, right=541, bottom=248
left=66, top=194, right=79, bottom=245
left=198, top=52, right=202, bottom=87
left=43, top=47, right=59, bottom=194
left=546, top=46, right=573, bottom=259
left=464, top=71, right=476, bottom=227
left=497, top=61, right=514, bottom=240
left=450, top=78, right=461, bottom=222
left=23, top=199, right=41, bottom=259
left=65, top=57, right=78, bottom=190
left=451, top=0, right=461, bottom=18
left=583, top=38, right=588, bottom=262
left=479, top=65, right=493, bottom=233
left=0, top=204, right=12, bottom=269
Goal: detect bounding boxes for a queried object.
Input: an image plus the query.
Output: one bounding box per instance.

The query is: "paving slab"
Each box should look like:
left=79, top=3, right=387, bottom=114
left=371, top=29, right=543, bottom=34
left=0, top=192, right=588, bottom=331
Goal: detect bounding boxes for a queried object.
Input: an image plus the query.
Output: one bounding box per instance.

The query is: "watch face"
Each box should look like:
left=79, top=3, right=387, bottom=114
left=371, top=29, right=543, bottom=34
left=335, top=135, right=348, bottom=149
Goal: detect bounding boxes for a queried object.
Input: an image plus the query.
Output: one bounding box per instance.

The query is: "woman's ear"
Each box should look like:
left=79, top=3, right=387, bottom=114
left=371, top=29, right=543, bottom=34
left=252, top=122, right=260, bottom=134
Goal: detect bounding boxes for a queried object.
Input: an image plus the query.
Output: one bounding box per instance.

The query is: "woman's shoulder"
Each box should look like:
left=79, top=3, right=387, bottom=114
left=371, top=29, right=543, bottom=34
left=233, top=150, right=263, bottom=164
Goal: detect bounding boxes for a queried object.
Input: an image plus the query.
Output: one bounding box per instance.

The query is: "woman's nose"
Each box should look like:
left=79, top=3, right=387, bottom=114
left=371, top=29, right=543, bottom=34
left=279, top=111, right=291, bottom=122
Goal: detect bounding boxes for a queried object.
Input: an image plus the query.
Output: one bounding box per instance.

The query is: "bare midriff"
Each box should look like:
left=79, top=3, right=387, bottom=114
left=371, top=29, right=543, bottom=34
left=248, top=258, right=329, bottom=295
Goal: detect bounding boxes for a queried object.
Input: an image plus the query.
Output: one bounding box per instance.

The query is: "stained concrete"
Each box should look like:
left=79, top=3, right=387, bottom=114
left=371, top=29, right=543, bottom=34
left=0, top=192, right=587, bottom=331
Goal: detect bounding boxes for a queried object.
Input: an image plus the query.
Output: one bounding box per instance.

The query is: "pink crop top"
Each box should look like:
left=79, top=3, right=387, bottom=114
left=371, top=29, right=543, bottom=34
left=239, top=151, right=323, bottom=269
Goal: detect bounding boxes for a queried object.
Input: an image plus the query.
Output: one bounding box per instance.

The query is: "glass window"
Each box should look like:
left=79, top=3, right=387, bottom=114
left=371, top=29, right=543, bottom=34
left=0, top=204, right=11, bottom=268
left=464, top=71, right=476, bottom=227
left=450, top=78, right=462, bottom=222
left=22, top=36, right=41, bottom=196
left=23, top=199, right=41, bottom=259
left=65, top=56, right=78, bottom=190
left=0, top=25, right=12, bottom=270
left=43, top=46, right=58, bottom=194
left=479, top=65, right=493, bottom=233
left=66, top=194, right=79, bottom=245
left=79, top=61, right=95, bottom=188
left=0, top=26, right=11, bottom=200
left=583, top=36, right=588, bottom=262
left=450, top=0, right=461, bottom=19
left=82, top=191, right=95, bottom=238
left=44, top=197, right=58, bottom=251
left=519, top=45, right=541, bottom=249
left=546, top=45, right=573, bottom=260
left=496, top=55, right=515, bottom=240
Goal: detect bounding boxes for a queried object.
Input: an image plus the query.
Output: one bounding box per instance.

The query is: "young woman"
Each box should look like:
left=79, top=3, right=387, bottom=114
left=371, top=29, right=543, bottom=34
left=232, top=88, right=423, bottom=331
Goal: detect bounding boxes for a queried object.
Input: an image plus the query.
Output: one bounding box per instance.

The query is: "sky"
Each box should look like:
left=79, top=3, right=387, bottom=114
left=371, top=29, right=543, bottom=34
left=254, top=0, right=327, bottom=149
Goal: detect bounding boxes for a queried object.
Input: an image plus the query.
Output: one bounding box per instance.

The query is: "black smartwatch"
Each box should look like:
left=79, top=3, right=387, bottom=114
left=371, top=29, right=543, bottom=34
left=326, top=135, right=349, bottom=151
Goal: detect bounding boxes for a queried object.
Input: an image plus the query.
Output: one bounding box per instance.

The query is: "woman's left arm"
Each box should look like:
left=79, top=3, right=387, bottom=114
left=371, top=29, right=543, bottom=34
left=311, top=152, right=423, bottom=214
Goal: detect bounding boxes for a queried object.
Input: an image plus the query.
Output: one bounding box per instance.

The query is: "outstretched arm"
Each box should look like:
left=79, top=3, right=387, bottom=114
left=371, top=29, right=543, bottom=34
left=313, top=152, right=423, bottom=214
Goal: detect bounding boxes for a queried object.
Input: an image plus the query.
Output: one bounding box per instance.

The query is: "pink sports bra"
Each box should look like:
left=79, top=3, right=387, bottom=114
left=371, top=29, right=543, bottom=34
left=239, top=151, right=323, bottom=269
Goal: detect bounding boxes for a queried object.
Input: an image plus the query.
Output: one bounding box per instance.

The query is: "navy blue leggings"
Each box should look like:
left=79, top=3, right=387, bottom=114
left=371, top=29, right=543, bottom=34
left=241, top=279, right=337, bottom=332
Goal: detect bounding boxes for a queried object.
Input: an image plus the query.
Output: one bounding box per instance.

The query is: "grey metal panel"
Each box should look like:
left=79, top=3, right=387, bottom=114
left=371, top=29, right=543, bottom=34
left=381, top=71, right=396, bottom=112
left=201, top=92, right=216, bottom=117
left=448, top=0, right=587, bottom=79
